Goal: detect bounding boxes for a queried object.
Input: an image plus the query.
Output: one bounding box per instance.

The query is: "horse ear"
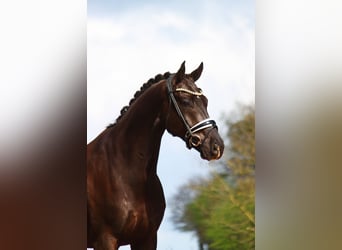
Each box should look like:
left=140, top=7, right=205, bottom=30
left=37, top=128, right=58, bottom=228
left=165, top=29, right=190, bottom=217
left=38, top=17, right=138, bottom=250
left=190, top=62, right=203, bottom=82
left=174, top=61, right=186, bottom=84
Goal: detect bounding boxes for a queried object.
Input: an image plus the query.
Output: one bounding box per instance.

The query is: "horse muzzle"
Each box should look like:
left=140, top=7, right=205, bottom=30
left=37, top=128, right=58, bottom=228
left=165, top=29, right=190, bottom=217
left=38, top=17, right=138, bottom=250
left=187, top=126, right=224, bottom=161
left=200, top=134, right=224, bottom=161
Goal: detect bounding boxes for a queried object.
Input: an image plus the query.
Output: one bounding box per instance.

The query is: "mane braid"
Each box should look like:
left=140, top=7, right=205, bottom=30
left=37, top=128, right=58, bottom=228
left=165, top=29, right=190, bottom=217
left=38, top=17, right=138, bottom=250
left=107, top=72, right=171, bottom=128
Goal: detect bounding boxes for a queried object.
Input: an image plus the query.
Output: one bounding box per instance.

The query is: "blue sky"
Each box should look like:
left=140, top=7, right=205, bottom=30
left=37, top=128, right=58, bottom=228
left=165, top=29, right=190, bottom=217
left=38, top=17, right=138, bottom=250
left=88, top=0, right=254, bottom=23
left=87, top=0, right=254, bottom=249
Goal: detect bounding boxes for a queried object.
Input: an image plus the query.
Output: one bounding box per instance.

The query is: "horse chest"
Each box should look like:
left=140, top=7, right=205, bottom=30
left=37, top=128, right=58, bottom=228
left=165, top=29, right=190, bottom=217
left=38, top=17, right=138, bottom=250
left=120, top=204, right=149, bottom=233
left=117, top=195, right=164, bottom=242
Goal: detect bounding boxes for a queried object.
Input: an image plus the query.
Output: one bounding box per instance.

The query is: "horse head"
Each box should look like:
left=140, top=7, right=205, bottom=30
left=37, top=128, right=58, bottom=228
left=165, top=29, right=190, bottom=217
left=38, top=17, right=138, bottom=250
left=165, top=61, right=224, bottom=161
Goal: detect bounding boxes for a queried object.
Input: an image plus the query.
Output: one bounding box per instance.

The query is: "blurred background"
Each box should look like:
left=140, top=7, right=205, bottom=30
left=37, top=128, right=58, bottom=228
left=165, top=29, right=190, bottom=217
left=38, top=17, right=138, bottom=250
left=1, top=1, right=342, bottom=250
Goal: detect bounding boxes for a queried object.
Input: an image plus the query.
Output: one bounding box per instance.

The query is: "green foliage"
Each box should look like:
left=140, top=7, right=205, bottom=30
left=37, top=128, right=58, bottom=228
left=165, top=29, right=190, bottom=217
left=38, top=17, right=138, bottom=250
left=171, top=106, right=255, bottom=250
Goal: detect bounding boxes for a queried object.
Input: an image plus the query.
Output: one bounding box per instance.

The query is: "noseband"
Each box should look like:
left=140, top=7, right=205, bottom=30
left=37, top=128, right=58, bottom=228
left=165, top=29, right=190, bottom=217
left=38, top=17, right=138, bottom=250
left=166, top=76, right=218, bottom=149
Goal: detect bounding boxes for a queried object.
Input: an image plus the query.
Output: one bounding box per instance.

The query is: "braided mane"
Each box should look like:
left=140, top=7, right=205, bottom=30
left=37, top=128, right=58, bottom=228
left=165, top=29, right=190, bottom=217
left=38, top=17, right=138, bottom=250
left=107, top=71, right=171, bottom=128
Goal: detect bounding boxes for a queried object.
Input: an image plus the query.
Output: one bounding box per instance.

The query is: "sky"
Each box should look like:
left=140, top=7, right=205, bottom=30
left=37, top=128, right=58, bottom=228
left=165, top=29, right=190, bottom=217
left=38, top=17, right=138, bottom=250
left=87, top=0, right=254, bottom=249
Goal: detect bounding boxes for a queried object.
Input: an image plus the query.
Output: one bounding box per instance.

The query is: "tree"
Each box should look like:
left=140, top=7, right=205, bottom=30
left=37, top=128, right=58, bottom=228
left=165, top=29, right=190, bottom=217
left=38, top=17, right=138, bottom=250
left=170, top=106, right=255, bottom=250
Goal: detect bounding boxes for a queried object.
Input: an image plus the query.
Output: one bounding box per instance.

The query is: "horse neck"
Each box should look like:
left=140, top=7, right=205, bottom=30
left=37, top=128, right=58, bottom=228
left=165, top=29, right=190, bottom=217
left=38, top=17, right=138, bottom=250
left=111, top=81, right=168, bottom=169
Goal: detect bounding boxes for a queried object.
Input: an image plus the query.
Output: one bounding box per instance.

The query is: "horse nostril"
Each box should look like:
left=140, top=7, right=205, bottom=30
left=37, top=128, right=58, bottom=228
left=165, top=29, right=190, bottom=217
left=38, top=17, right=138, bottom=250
left=212, top=143, right=221, bottom=159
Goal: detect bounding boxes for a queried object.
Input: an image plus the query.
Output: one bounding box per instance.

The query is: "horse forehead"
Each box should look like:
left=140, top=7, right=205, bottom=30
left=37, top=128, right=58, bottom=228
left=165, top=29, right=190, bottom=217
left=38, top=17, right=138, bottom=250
left=181, top=77, right=199, bottom=91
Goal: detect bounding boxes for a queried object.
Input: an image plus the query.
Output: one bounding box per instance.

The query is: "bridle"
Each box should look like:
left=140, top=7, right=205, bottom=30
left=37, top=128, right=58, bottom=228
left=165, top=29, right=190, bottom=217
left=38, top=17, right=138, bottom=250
left=166, top=75, right=218, bottom=149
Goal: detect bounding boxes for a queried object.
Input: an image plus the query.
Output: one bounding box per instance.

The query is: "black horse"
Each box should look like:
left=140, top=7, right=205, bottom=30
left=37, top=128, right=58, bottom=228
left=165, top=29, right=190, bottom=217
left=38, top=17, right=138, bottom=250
left=87, top=62, right=224, bottom=249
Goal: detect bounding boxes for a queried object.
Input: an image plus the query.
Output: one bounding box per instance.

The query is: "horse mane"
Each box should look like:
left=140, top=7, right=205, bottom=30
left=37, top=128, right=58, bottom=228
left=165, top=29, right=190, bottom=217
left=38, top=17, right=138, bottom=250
left=107, top=71, right=171, bottom=128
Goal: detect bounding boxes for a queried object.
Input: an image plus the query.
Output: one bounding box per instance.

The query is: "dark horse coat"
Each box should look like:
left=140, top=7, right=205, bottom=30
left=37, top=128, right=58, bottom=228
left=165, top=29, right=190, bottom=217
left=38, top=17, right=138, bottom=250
left=87, top=62, right=224, bottom=249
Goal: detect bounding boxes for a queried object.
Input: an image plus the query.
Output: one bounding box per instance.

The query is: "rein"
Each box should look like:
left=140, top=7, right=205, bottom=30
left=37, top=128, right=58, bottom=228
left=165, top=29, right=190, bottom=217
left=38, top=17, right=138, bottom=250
left=166, top=76, right=217, bottom=149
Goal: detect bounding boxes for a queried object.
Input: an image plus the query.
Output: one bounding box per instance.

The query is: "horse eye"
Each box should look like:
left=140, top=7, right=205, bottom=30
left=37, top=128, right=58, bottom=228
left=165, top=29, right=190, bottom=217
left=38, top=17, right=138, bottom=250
left=180, top=98, right=192, bottom=106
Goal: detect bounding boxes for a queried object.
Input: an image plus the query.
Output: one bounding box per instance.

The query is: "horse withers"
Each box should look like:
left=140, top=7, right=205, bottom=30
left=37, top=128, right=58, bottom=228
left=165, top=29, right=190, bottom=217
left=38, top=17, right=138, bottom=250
left=87, top=62, right=224, bottom=249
